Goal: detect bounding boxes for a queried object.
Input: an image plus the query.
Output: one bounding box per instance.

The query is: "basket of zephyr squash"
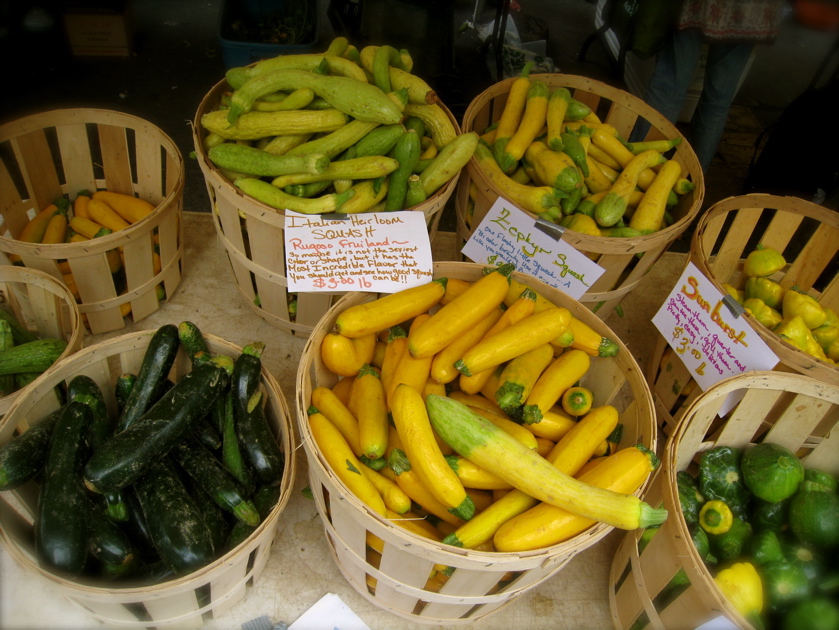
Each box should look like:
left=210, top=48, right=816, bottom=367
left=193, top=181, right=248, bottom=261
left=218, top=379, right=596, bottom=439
left=456, top=71, right=704, bottom=319
left=193, top=37, right=477, bottom=336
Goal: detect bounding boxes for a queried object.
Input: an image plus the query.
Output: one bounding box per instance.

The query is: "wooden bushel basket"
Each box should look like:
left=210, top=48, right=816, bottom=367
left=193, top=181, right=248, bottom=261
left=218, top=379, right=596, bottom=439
left=0, top=109, right=184, bottom=335
left=456, top=74, right=704, bottom=319
left=647, top=193, right=839, bottom=435
left=0, top=332, right=296, bottom=629
left=609, top=371, right=839, bottom=630
left=0, top=265, right=84, bottom=416
left=296, top=261, right=657, bottom=625
left=192, top=78, right=461, bottom=337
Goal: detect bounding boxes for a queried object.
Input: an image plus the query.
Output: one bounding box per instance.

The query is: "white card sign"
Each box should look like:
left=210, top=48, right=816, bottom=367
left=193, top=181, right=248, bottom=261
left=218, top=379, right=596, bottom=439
left=283, top=211, right=434, bottom=293
left=461, top=198, right=605, bottom=300
left=652, top=261, right=780, bottom=394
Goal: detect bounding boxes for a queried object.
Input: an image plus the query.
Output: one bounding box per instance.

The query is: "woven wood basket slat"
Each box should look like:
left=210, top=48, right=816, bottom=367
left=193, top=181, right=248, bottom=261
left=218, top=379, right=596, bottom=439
left=456, top=73, right=704, bottom=320
left=0, top=109, right=185, bottom=335
left=296, top=260, right=657, bottom=625
left=648, top=193, right=839, bottom=436
left=610, top=373, right=839, bottom=630
left=0, top=332, right=296, bottom=629
left=193, top=78, right=460, bottom=338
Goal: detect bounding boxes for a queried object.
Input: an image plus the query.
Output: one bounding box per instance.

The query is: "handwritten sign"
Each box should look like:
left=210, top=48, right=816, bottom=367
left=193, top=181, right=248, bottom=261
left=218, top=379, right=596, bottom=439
left=652, top=261, right=779, bottom=394
left=461, top=198, right=604, bottom=300
left=283, top=211, right=433, bottom=293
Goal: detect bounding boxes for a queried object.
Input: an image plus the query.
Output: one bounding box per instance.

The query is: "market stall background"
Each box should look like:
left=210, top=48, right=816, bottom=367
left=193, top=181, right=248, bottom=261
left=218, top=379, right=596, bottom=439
left=2, top=0, right=837, bottom=226
left=0, top=0, right=838, bottom=628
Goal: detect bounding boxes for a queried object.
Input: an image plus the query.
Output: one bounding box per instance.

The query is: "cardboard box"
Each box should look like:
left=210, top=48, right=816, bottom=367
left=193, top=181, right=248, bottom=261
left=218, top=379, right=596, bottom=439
left=64, top=1, right=132, bottom=56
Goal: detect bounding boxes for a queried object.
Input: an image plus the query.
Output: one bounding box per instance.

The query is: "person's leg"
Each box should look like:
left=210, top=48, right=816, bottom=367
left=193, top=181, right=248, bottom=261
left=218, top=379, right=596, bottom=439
left=631, top=28, right=704, bottom=141
left=690, top=42, right=755, bottom=171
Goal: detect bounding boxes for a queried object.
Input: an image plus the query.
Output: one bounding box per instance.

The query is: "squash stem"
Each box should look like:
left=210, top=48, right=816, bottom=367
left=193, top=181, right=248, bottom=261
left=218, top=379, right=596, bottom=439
left=639, top=504, right=668, bottom=529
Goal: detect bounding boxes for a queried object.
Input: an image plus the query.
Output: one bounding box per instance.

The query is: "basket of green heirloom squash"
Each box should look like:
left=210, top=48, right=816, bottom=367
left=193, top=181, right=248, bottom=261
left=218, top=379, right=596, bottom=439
left=647, top=193, right=839, bottom=436
left=0, top=325, right=296, bottom=629
left=0, top=108, right=185, bottom=335
left=455, top=71, right=704, bottom=320
left=295, top=260, right=660, bottom=625
left=610, top=371, right=839, bottom=630
left=0, top=265, right=83, bottom=416
left=192, top=39, right=477, bottom=337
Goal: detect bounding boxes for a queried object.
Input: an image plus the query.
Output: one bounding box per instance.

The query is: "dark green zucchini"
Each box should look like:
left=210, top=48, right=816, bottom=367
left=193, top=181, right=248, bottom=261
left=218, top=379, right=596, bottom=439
left=177, top=321, right=209, bottom=364
left=252, top=483, right=282, bottom=518
left=100, top=491, right=128, bottom=522
left=117, top=324, right=180, bottom=432
left=84, top=363, right=228, bottom=494
left=220, top=391, right=256, bottom=493
left=231, top=353, right=284, bottom=487
left=193, top=416, right=222, bottom=451
left=209, top=391, right=228, bottom=435
left=68, top=375, right=112, bottom=450
left=36, top=402, right=92, bottom=575
left=0, top=407, right=61, bottom=491
left=223, top=484, right=282, bottom=552
left=114, top=373, right=136, bottom=416
left=85, top=495, right=135, bottom=566
left=171, top=437, right=260, bottom=525
left=120, top=486, right=157, bottom=558
left=100, top=554, right=142, bottom=581
left=188, top=482, right=231, bottom=553
left=133, top=458, right=216, bottom=576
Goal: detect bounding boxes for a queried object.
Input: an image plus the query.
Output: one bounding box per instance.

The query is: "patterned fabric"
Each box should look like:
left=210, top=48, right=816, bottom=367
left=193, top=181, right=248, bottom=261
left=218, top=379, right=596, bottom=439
left=678, top=0, right=786, bottom=43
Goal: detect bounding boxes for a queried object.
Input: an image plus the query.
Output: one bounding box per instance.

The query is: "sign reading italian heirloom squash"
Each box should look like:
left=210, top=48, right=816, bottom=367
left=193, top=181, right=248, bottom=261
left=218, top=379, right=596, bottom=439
left=653, top=261, right=779, bottom=394
left=461, top=198, right=604, bottom=300
left=283, top=210, right=433, bottom=293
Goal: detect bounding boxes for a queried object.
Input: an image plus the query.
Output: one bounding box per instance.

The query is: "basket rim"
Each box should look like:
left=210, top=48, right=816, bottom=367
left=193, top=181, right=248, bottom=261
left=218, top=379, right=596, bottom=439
left=296, top=260, right=658, bottom=565
left=0, top=107, right=185, bottom=256
left=192, top=76, right=462, bottom=223
left=460, top=73, right=705, bottom=249
left=0, top=329, right=297, bottom=596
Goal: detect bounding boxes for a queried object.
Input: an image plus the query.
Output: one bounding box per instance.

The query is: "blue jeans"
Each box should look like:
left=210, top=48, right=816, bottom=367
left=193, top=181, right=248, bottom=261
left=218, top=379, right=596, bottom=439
left=632, top=28, right=755, bottom=172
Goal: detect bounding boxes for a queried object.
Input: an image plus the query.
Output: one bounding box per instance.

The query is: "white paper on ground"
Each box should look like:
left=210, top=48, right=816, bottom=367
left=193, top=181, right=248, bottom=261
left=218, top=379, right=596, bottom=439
left=694, top=614, right=738, bottom=629
left=288, top=593, right=371, bottom=630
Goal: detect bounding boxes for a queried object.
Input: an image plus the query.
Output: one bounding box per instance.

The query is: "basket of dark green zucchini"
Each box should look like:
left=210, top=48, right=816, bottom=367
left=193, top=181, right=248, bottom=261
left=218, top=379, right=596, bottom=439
left=191, top=39, right=476, bottom=337
left=0, top=265, right=84, bottom=416
left=0, top=322, right=295, bottom=628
